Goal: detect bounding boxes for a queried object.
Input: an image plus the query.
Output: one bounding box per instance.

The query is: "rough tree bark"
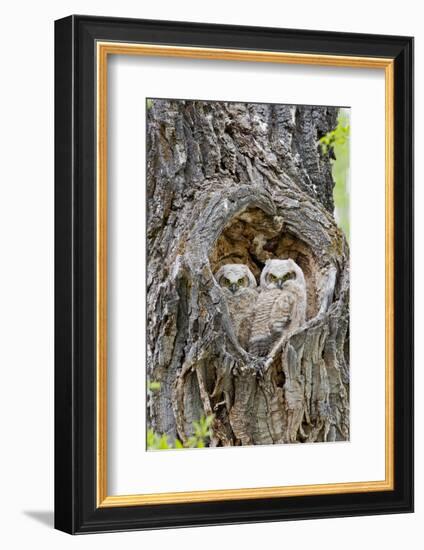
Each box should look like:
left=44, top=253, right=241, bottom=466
left=146, top=99, right=349, bottom=446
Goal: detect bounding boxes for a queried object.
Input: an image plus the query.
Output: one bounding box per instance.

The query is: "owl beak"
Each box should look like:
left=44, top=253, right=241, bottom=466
left=229, top=283, right=238, bottom=293
left=276, top=279, right=284, bottom=289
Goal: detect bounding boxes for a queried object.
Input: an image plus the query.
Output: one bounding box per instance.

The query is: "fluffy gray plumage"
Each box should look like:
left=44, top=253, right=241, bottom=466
left=215, top=264, right=258, bottom=349
left=249, top=259, right=307, bottom=356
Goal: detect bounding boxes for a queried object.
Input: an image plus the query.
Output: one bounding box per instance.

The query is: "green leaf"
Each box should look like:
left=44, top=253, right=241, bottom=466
left=319, top=110, right=350, bottom=241
left=187, top=436, right=197, bottom=448
left=158, top=434, right=170, bottom=449
left=147, top=413, right=215, bottom=451
left=148, top=380, right=161, bottom=391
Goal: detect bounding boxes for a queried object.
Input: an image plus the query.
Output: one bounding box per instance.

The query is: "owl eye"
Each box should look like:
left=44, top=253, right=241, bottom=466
left=237, top=277, right=246, bottom=285
left=269, top=274, right=278, bottom=281
left=283, top=271, right=295, bottom=282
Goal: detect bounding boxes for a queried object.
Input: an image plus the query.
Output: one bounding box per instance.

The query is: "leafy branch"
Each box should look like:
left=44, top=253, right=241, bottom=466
left=319, top=119, right=350, bottom=155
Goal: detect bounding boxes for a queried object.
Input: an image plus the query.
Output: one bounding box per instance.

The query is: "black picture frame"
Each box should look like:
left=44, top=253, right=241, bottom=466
left=55, top=15, right=414, bottom=534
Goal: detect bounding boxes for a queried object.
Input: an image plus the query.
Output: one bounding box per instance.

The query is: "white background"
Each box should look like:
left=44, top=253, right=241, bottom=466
left=108, top=57, right=386, bottom=495
left=0, top=1, right=420, bottom=548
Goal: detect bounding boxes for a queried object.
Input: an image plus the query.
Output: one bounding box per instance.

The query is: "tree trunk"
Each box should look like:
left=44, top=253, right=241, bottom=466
left=146, top=99, right=349, bottom=446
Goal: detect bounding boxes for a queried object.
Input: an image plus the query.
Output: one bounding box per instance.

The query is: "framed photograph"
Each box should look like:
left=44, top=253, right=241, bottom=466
left=54, top=15, right=413, bottom=534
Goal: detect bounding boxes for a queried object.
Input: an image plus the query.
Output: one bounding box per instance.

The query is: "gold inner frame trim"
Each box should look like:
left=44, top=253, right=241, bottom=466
left=96, top=41, right=395, bottom=508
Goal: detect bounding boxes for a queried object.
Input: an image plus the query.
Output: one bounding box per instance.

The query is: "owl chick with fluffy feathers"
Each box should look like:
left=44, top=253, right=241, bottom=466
left=215, top=264, right=258, bottom=350
left=249, top=259, right=307, bottom=357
